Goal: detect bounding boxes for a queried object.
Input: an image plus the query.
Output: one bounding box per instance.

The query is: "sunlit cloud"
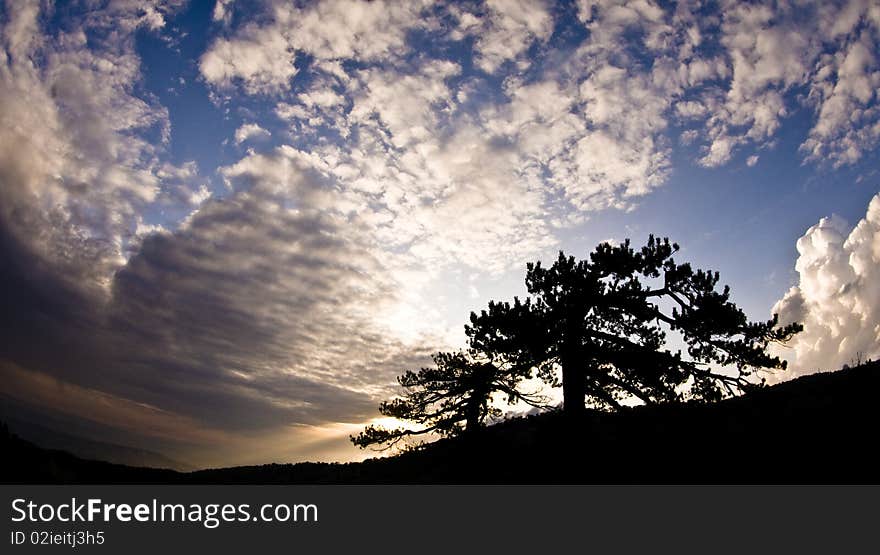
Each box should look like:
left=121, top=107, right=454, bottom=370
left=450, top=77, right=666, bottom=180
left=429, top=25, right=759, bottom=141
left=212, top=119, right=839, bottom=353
left=773, top=194, right=880, bottom=376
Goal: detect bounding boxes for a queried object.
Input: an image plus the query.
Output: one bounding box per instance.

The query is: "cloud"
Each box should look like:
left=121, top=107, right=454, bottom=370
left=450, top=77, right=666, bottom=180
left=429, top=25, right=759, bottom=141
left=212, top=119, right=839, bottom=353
left=348, top=60, right=461, bottom=148
left=0, top=361, right=231, bottom=447
left=0, top=143, right=436, bottom=455
left=801, top=30, right=880, bottom=166
left=265, top=60, right=560, bottom=277
left=212, top=0, right=234, bottom=25
left=0, top=1, right=439, bottom=465
left=697, top=0, right=880, bottom=167
left=107, top=182, right=416, bottom=430
left=234, top=122, right=270, bottom=144
left=535, top=0, right=678, bottom=212
left=200, top=0, right=431, bottom=93
left=0, top=0, right=200, bottom=290
left=772, top=193, right=880, bottom=375
left=471, top=0, right=554, bottom=73
left=199, top=0, right=682, bottom=224
left=199, top=22, right=297, bottom=94
left=201, top=0, right=880, bottom=220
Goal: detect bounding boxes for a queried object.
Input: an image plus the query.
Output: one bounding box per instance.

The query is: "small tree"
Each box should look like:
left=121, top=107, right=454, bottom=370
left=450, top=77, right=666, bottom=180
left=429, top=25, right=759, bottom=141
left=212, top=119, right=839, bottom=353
left=466, top=236, right=802, bottom=416
left=351, top=350, right=548, bottom=450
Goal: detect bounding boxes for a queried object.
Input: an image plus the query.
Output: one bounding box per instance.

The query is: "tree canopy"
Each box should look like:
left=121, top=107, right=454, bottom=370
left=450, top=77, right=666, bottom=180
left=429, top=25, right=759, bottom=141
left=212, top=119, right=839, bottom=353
left=353, top=235, right=802, bottom=450
left=467, top=236, right=802, bottom=415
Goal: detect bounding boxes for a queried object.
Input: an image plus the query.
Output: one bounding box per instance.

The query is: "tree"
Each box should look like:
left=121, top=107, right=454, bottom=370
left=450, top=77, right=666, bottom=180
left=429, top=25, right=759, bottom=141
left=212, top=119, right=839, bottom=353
left=351, top=350, right=548, bottom=450
left=466, top=236, right=802, bottom=417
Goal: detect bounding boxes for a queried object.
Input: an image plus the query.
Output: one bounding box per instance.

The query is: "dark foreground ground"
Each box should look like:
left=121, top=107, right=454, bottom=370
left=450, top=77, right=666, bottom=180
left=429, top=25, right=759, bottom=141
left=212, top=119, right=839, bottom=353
left=3, top=361, right=879, bottom=483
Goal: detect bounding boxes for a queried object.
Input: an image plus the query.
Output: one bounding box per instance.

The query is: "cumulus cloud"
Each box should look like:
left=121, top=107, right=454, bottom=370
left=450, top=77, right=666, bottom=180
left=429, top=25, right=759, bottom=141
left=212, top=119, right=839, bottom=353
left=262, top=59, right=560, bottom=279
left=212, top=0, right=234, bottom=25
left=772, top=194, right=880, bottom=375
left=538, top=0, right=678, bottom=212
left=197, top=0, right=880, bottom=320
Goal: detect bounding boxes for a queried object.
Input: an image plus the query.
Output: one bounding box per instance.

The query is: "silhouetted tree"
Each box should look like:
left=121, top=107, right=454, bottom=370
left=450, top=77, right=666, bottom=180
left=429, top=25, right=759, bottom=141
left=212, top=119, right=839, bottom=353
left=466, top=236, right=802, bottom=417
left=351, top=350, right=548, bottom=450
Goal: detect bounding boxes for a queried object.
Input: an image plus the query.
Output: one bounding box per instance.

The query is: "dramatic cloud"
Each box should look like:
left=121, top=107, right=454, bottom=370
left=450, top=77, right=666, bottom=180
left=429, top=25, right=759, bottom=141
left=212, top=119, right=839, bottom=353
left=3, top=0, right=880, bottom=467
left=773, top=194, right=880, bottom=375
left=107, top=171, right=431, bottom=430
left=0, top=0, right=433, bottom=465
left=0, top=0, right=199, bottom=289
left=0, top=142, right=435, bottom=464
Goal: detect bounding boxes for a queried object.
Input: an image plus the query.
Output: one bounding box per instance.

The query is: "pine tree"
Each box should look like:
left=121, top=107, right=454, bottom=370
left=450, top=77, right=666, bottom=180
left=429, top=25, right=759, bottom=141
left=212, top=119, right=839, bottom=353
left=351, top=350, right=548, bottom=450
left=466, top=236, right=802, bottom=416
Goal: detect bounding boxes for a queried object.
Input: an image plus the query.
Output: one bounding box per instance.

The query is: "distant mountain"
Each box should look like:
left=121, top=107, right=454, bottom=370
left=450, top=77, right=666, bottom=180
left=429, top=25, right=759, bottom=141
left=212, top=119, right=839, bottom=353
left=3, top=361, right=879, bottom=484
left=2, top=417, right=192, bottom=471
left=1, top=428, right=180, bottom=484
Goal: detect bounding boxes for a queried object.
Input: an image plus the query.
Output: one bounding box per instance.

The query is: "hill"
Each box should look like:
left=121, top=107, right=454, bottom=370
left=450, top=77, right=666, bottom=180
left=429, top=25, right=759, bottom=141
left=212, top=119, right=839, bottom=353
left=3, top=361, right=879, bottom=484
left=0, top=414, right=192, bottom=471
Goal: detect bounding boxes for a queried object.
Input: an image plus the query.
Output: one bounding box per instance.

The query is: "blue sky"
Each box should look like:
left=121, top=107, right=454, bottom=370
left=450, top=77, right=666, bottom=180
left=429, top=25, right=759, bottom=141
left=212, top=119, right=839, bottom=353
left=1, top=0, right=879, bottom=467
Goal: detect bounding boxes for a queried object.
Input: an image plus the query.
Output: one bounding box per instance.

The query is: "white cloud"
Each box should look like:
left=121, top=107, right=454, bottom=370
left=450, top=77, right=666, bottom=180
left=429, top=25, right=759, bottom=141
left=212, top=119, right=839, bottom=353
left=200, top=0, right=430, bottom=93
left=548, top=1, right=676, bottom=212
left=472, top=0, right=554, bottom=73
left=577, top=0, right=669, bottom=49
left=348, top=60, right=460, bottom=148
left=282, top=0, right=430, bottom=62
left=676, top=100, right=709, bottom=119
left=200, top=23, right=297, bottom=94
left=263, top=59, right=559, bottom=279
left=697, top=0, right=880, bottom=167
left=188, top=183, right=212, bottom=205
left=801, top=31, right=880, bottom=166
left=680, top=129, right=699, bottom=145
left=213, top=0, right=234, bottom=25
left=199, top=0, right=880, bottom=230
left=275, top=102, right=311, bottom=121
left=234, top=122, right=270, bottom=144
left=772, top=193, right=880, bottom=375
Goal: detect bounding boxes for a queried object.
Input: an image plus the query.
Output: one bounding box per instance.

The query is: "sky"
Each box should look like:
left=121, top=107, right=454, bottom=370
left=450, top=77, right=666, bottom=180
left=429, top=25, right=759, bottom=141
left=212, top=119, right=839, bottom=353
left=1, top=0, right=879, bottom=469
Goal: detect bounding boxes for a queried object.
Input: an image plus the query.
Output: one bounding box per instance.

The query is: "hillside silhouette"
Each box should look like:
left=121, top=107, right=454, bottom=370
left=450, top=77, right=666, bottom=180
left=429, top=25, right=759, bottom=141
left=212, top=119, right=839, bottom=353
left=3, top=360, right=879, bottom=484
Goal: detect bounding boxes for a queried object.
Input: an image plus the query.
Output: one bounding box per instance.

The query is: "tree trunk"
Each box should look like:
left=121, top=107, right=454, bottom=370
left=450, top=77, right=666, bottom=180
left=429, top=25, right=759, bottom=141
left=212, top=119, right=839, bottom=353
left=560, top=320, right=586, bottom=418
left=464, top=394, right=482, bottom=433
left=561, top=359, right=585, bottom=417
